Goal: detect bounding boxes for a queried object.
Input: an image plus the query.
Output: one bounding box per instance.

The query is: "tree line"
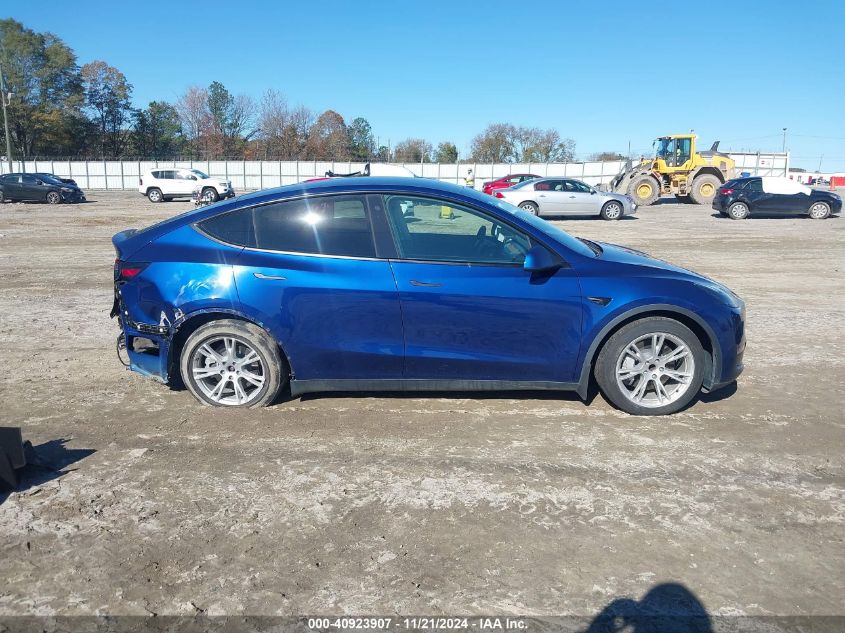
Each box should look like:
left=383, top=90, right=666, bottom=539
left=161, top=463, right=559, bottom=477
left=0, top=19, right=597, bottom=164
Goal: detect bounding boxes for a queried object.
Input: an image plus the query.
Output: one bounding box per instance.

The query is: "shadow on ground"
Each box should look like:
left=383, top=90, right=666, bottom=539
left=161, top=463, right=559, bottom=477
left=0, top=438, right=95, bottom=506
left=584, top=582, right=711, bottom=632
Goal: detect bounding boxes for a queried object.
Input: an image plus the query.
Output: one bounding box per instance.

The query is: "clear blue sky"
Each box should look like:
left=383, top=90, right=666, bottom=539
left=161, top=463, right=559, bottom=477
left=5, top=0, right=845, bottom=170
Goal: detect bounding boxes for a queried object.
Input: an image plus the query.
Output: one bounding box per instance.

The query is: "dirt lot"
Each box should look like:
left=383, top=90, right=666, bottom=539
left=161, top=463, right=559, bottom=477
left=0, top=191, right=843, bottom=621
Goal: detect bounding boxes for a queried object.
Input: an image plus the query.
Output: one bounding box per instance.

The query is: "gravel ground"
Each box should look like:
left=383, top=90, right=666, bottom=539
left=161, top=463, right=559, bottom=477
left=0, top=191, right=843, bottom=621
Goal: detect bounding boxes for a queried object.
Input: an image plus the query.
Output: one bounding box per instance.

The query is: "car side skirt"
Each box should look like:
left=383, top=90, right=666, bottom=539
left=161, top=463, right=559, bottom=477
left=289, top=378, right=580, bottom=398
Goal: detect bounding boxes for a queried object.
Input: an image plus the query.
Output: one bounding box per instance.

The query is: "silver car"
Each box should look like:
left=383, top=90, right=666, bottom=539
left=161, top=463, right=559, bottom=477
left=496, top=177, right=636, bottom=220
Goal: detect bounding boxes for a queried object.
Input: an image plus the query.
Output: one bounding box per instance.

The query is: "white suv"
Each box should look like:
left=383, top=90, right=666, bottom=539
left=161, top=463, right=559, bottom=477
left=139, top=168, right=234, bottom=203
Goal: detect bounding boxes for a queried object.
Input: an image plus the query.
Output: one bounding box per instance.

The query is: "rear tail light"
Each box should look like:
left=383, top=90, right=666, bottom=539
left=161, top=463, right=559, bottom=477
left=114, top=260, right=149, bottom=281
left=494, top=191, right=505, bottom=199
left=718, top=187, right=734, bottom=195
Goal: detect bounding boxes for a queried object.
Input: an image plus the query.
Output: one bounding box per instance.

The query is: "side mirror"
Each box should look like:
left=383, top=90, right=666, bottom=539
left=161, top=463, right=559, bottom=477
left=523, top=245, right=562, bottom=273
left=590, top=188, right=596, bottom=194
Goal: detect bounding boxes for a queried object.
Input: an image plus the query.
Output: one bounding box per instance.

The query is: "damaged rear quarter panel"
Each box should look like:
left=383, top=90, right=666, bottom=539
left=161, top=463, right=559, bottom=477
left=127, top=224, right=244, bottom=329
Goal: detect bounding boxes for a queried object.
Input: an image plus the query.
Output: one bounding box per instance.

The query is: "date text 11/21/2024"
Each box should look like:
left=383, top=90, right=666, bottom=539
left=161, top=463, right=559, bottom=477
left=306, top=617, right=528, bottom=630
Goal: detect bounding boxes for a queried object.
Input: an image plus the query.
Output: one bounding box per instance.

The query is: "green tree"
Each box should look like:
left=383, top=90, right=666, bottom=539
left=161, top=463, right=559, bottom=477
left=434, top=141, right=458, bottom=163
left=0, top=19, right=84, bottom=158
left=206, top=81, right=256, bottom=157
left=347, top=117, right=374, bottom=160
left=132, top=101, right=183, bottom=157
left=81, top=60, right=133, bottom=156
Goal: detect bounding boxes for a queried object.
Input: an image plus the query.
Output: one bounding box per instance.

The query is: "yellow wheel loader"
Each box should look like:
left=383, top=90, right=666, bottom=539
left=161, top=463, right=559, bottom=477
left=608, top=134, right=736, bottom=206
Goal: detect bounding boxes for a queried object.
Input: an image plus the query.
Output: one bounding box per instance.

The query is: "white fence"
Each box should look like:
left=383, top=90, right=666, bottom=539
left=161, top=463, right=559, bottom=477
left=0, top=152, right=789, bottom=191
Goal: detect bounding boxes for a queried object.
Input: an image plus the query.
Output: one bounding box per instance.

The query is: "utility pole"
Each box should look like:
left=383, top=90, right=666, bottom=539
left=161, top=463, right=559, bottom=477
left=0, top=65, right=12, bottom=173
left=782, top=128, right=787, bottom=153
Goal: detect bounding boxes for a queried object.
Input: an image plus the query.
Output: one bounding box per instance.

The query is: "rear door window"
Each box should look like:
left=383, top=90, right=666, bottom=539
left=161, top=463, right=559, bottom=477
left=744, top=179, right=763, bottom=192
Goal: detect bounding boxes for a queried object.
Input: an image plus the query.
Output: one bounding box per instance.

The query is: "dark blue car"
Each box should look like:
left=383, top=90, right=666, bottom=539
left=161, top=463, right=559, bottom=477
left=112, top=177, right=745, bottom=415
left=712, top=176, right=841, bottom=220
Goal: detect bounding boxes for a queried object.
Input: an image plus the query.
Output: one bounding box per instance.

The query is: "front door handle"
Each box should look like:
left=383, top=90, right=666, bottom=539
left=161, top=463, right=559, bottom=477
left=253, top=272, right=287, bottom=281
left=409, top=280, right=442, bottom=287
left=538, top=194, right=546, bottom=197
left=569, top=195, right=576, bottom=198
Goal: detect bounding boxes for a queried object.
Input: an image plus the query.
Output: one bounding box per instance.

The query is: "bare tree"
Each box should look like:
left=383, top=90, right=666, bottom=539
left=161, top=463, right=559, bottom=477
left=393, top=138, right=433, bottom=163
left=469, top=123, right=516, bottom=162
left=175, top=86, right=209, bottom=158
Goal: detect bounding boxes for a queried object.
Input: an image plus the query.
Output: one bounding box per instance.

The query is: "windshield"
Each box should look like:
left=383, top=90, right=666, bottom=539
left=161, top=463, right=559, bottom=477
left=491, top=197, right=597, bottom=258
left=190, top=169, right=209, bottom=179
left=655, top=138, right=671, bottom=160
left=40, top=175, right=65, bottom=185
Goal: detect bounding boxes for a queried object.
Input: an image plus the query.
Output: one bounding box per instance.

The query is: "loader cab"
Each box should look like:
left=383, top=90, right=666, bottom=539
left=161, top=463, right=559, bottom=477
left=655, top=135, right=694, bottom=168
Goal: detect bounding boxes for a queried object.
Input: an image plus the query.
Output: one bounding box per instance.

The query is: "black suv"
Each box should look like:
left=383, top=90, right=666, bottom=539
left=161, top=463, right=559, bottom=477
left=0, top=173, right=86, bottom=204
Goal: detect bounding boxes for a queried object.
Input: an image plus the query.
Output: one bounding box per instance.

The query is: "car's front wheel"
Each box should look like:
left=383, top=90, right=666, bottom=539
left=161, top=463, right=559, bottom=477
left=809, top=201, right=831, bottom=220
left=728, top=201, right=749, bottom=220
left=519, top=201, right=539, bottom=215
left=600, top=200, right=623, bottom=220
left=595, top=317, right=705, bottom=416
left=180, top=319, right=285, bottom=407
left=202, top=187, right=219, bottom=203
left=46, top=191, right=62, bottom=204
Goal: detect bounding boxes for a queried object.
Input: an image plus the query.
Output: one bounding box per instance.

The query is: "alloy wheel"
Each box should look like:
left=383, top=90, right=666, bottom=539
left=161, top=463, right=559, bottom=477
left=190, top=336, right=266, bottom=406
left=809, top=202, right=830, bottom=219
left=615, top=332, right=695, bottom=409
left=604, top=202, right=622, bottom=219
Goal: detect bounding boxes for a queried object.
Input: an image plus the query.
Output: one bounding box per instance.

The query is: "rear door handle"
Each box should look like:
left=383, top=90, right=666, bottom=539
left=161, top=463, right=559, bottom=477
left=409, top=280, right=442, bottom=287
left=253, top=272, right=287, bottom=281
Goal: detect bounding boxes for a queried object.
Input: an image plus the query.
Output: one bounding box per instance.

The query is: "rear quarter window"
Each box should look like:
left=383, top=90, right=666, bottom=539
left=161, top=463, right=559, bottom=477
left=198, top=209, right=256, bottom=248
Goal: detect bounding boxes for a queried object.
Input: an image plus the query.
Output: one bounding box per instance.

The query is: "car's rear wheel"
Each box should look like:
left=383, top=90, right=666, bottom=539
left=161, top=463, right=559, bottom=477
left=809, top=201, right=831, bottom=219
left=147, top=188, right=163, bottom=203
left=728, top=201, right=749, bottom=220
left=600, top=200, right=623, bottom=220
left=180, top=319, right=285, bottom=408
left=519, top=201, right=539, bottom=215
left=46, top=191, right=62, bottom=204
left=201, top=187, right=219, bottom=203
left=595, top=317, right=705, bottom=416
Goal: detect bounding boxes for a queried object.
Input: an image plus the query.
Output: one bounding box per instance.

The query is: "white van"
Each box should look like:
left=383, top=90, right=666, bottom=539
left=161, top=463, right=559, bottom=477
left=139, top=168, right=234, bottom=203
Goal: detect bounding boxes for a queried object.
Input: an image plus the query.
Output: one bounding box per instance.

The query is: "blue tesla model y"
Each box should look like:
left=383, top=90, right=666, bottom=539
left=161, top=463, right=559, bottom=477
left=112, top=177, right=745, bottom=415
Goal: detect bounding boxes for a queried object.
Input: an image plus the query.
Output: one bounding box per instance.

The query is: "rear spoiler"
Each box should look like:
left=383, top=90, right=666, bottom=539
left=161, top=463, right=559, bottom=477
left=325, top=163, right=371, bottom=178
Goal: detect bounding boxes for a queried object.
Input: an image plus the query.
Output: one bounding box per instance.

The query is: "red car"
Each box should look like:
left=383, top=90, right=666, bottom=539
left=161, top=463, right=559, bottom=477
left=482, top=173, right=540, bottom=195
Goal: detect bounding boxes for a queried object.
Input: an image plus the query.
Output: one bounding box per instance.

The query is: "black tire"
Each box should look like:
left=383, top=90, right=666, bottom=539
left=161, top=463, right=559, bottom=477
left=46, top=191, right=62, bottom=205
left=201, top=187, right=219, bottom=203
left=519, top=201, right=539, bottom=215
left=808, top=201, right=831, bottom=220
left=180, top=319, right=285, bottom=408
left=0, top=191, right=4, bottom=203
left=627, top=176, right=660, bottom=206
left=689, top=174, right=721, bottom=205
left=728, top=201, right=749, bottom=220
left=600, top=200, right=624, bottom=220
left=595, top=317, right=705, bottom=416
left=147, top=188, right=163, bottom=203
